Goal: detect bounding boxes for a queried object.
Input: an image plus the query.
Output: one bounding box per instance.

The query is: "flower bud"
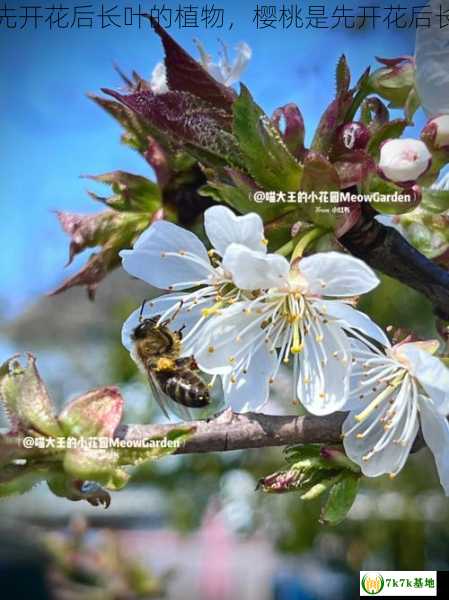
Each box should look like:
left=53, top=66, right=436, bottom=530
left=334, top=122, right=370, bottom=154
left=369, top=56, right=415, bottom=108
left=378, top=138, right=432, bottom=184
left=422, top=115, right=449, bottom=150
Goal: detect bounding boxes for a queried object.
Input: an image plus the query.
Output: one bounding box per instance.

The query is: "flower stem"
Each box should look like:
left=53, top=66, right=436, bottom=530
left=291, top=227, right=326, bottom=261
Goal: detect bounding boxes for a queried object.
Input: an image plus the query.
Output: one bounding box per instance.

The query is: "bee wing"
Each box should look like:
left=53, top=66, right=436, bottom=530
left=147, top=370, right=196, bottom=422
left=146, top=370, right=171, bottom=420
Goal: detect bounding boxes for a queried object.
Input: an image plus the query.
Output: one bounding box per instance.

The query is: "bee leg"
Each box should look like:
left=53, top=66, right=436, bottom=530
left=161, top=299, right=184, bottom=327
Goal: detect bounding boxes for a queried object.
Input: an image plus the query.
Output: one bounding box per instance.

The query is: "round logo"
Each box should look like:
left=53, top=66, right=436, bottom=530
left=361, top=573, right=385, bottom=595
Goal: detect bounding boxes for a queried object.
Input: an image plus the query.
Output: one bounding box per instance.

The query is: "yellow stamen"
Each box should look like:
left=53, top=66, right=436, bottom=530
left=202, top=302, right=223, bottom=317
left=355, top=385, right=396, bottom=423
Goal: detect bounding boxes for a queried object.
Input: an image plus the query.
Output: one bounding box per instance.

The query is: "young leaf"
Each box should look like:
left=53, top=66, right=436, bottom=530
left=85, top=171, right=161, bottom=213
left=103, top=88, right=243, bottom=169
left=233, top=85, right=303, bottom=191
left=320, top=473, right=359, bottom=525
left=336, top=55, right=351, bottom=95
left=0, top=354, right=62, bottom=437
left=367, top=119, right=409, bottom=159
left=58, top=387, right=124, bottom=439
left=149, top=16, right=235, bottom=111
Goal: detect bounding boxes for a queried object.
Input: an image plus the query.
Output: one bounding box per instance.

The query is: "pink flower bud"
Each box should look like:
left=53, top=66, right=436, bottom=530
left=378, top=138, right=432, bottom=184
left=335, top=122, right=370, bottom=153
left=423, top=115, right=449, bottom=150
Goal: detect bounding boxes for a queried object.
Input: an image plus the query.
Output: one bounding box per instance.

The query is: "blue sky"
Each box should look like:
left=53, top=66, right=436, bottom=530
left=0, top=1, right=423, bottom=318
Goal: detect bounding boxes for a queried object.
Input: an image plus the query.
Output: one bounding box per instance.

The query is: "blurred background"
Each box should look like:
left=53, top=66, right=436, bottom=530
left=1, top=1, right=448, bottom=598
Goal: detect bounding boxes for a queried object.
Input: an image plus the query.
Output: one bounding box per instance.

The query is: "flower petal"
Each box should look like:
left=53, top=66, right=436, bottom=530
left=317, top=300, right=390, bottom=347
left=397, top=343, right=449, bottom=415
left=224, top=42, right=252, bottom=86
left=222, top=344, right=277, bottom=412
left=120, top=220, right=212, bottom=290
left=194, top=302, right=265, bottom=375
left=204, top=206, right=267, bottom=255
left=297, top=321, right=351, bottom=415
left=222, top=244, right=289, bottom=290
left=299, top=252, right=379, bottom=297
left=416, top=12, right=449, bottom=116
left=419, top=396, right=449, bottom=495
left=343, top=377, right=417, bottom=478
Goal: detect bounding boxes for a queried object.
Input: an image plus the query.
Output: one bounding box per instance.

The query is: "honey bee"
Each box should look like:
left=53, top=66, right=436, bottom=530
left=131, top=303, right=210, bottom=417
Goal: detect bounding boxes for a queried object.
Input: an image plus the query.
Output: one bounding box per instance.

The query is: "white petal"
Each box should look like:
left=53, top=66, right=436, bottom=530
left=150, top=61, right=169, bottom=94
left=194, top=302, right=265, bottom=375
left=120, top=220, right=212, bottom=290
left=317, top=300, right=390, bottom=347
left=378, top=138, right=431, bottom=183
left=223, top=344, right=276, bottom=412
left=222, top=244, right=289, bottom=290
left=419, top=395, right=449, bottom=495
left=343, top=381, right=417, bottom=478
left=298, top=252, right=379, bottom=297
left=224, top=42, right=252, bottom=86
left=416, top=6, right=449, bottom=116
left=204, top=206, right=267, bottom=255
left=398, top=343, right=449, bottom=415
left=297, top=321, right=351, bottom=415
left=121, top=292, right=214, bottom=354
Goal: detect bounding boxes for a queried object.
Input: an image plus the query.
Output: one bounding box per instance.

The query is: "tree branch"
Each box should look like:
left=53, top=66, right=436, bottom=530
left=118, top=411, right=346, bottom=454
left=340, top=208, right=449, bottom=320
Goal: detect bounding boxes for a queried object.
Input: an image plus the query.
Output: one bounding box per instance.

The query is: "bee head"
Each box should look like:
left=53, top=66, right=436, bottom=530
left=132, top=316, right=160, bottom=340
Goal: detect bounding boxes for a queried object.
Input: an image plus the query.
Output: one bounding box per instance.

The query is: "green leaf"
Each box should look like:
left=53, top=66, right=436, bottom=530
left=420, top=189, right=449, bottom=214
left=405, top=87, right=420, bottom=123
left=233, top=85, right=303, bottom=192
left=0, top=464, right=49, bottom=498
left=367, top=119, right=409, bottom=159
left=85, top=171, right=161, bottom=213
left=320, top=473, right=359, bottom=525
left=0, top=354, right=62, bottom=437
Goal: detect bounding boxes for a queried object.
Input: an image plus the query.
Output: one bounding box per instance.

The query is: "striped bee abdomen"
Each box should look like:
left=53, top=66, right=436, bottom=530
left=162, top=371, right=210, bottom=408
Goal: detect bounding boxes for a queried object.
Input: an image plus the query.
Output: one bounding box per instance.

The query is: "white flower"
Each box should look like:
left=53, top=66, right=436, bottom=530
left=149, top=39, right=251, bottom=94
left=379, top=139, right=432, bottom=183
left=121, top=205, right=268, bottom=357
left=194, top=39, right=252, bottom=87
left=194, top=249, right=386, bottom=414
left=343, top=338, right=449, bottom=493
left=150, top=62, right=169, bottom=94
left=415, top=1, right=449, bottom=116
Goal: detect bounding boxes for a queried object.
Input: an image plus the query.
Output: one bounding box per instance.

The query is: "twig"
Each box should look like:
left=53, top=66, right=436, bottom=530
left=340, top=208, right=449, bottom=320
left=118, top=411, right=346, bottom=454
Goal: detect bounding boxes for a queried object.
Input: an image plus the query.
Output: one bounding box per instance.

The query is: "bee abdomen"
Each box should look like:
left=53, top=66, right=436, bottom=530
left=163, top=372, right=210, bottom=408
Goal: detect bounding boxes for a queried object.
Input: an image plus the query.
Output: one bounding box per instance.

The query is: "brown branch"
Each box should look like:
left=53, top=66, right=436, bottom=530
left=118, top=411, right=346, bottom=454
left=340, top=206, right=449, bottom=321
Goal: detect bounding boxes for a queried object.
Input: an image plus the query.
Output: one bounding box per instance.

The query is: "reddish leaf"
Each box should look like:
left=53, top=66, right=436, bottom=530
left=150, top=16, right=235, bottom=111
left=102, top=88, right=241, bottom=166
